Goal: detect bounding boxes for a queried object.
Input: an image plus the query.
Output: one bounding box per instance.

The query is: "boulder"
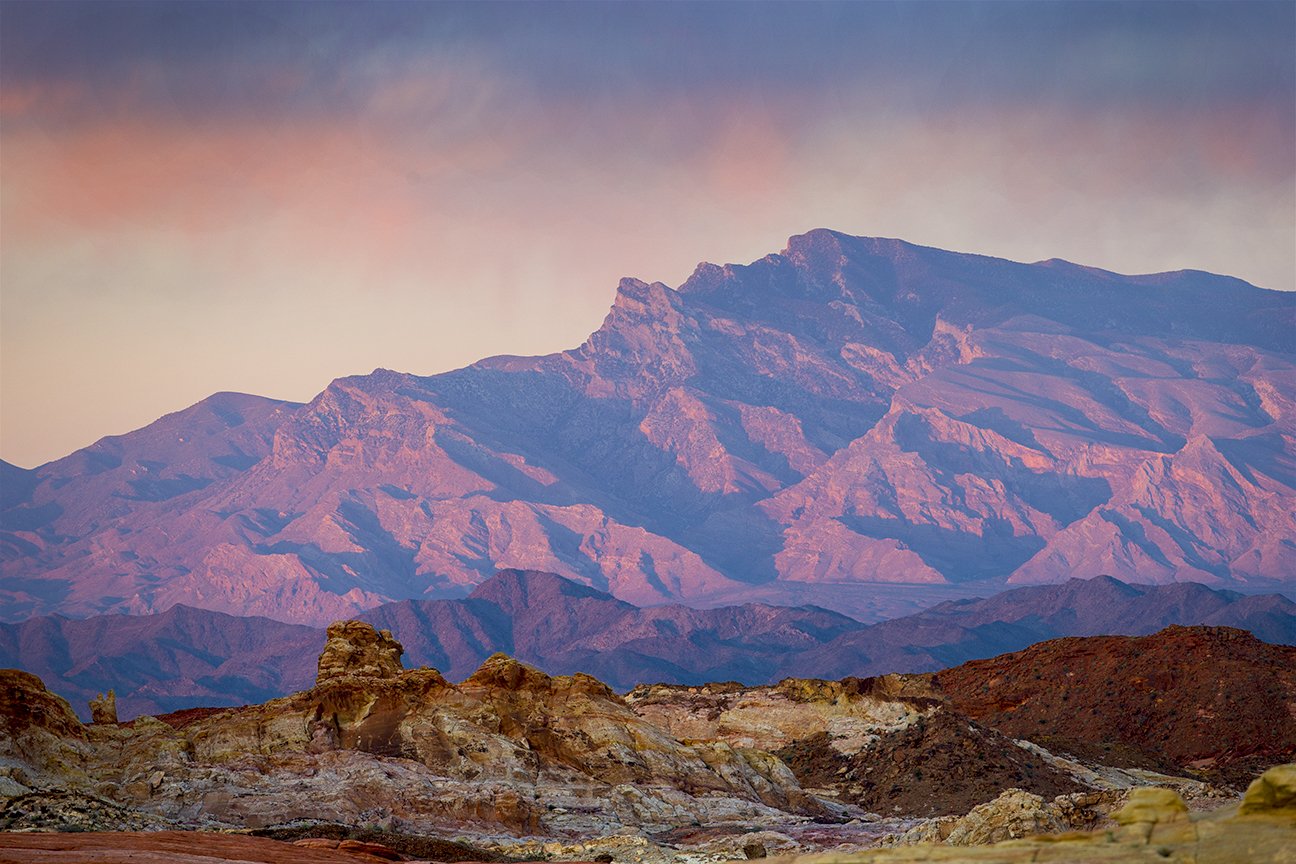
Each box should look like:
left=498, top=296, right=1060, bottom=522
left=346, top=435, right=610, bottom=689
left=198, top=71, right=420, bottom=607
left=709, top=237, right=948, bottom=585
left=1239, top=763, right=1296, bottom=815
left=1112, top=786, right=1190, bottom=826
left=1111, top=786, right=1193, bottom=845
left=891, top=788, right=1072, bottom=846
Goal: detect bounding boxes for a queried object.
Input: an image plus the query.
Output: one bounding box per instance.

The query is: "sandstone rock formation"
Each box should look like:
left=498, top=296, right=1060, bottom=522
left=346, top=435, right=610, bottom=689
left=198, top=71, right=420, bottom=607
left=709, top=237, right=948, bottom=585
left=1239, top=761, right=1296, bottom=814
left=0, top=638, right=834, bottom=839
left=888, top=788, right=1122, bottom=846
left=627, top=676, right=1084, bottom=817
left=291, top=838, right=403, bottom=862
left=3, top=624, right=1292, bottom=859
left=0, top=669, right=90, bottom=798
left=316, top=621, right=405, bottom=683
left=0, top=830, right=398, bottom=863
left=2, top=767, right=1293, bottom=862
left=626, top=675, right=941, bottom=753
left=0, top=790, right=173, bottom=832
left=1112, top=786, right=1191, bottom=844
left=772, top=712, right=1085, bottom=817
left=0, top=669, right=85, bottom=743
left=89, top=690, right=117, bottom=725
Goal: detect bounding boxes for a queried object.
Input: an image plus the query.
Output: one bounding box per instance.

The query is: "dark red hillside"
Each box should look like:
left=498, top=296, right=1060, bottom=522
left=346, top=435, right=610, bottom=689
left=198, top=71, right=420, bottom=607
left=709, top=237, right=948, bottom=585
left=935, top=624, right=1296, bottom=784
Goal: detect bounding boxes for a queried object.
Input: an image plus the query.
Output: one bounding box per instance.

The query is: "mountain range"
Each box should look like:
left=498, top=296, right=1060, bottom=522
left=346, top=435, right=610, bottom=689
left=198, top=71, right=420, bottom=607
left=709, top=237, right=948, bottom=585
left=2, top=230, right=1294, bottom=625
left=5, top=569, right=1292, bottom=720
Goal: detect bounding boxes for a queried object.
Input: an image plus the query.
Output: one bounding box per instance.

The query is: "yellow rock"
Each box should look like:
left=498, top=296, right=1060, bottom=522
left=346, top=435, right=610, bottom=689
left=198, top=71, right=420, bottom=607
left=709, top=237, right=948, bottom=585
left=1112, top=786, right=1190, bottom=824
left=766, top=764, right=1296, bottom=864
left=1239, top=762, right=1296, bottom=816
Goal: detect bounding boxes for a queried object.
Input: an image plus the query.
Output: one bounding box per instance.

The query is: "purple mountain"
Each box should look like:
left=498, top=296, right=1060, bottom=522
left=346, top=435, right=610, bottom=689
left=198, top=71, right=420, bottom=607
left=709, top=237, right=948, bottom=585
left=3, top=570, right=1292, bottom=719
left=2, top=231, right=1293, bottom=624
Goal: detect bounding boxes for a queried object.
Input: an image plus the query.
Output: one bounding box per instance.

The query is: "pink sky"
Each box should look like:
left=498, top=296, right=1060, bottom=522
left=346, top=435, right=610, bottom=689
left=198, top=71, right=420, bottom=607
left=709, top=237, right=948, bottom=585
left=2, top=1, right=1293, bottom=467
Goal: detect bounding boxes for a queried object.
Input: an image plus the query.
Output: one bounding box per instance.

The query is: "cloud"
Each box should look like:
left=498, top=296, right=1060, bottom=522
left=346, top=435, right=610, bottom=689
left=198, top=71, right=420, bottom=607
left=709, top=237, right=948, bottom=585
left=1, top=1, right=1292, bottom=467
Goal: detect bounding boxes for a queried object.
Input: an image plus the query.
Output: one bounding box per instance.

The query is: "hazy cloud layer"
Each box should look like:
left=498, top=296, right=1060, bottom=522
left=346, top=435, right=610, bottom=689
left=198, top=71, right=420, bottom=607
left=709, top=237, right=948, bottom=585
left=2, top=1, right=1293, bottom=467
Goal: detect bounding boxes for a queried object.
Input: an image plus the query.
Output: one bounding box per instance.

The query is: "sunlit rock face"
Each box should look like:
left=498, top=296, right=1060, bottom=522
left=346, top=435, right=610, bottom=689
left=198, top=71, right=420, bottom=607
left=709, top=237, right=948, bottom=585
left=0, top=626, right=1290, bottom=850
left=315, top=621, right=404, bottom=684
left=0, top=647, right=832, bottom=838
left=3, top=230, right=1294, bottom=624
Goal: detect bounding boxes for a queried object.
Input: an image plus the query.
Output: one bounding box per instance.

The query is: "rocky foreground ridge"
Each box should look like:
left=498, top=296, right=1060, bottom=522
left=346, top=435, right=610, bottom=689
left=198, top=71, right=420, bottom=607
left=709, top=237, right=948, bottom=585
left=3, top=231, right=1294, bottom=625
left=1, top=622, right=1293, bottom=862
left=0, top=620, right=833, bottom=842
left=770, top=766, right=1296, bottom=863
left=0, top=772, right=1293, bottom=863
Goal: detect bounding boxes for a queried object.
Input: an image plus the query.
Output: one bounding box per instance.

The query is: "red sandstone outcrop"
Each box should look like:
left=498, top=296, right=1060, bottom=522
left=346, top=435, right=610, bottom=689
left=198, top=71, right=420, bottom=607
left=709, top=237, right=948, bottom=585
left=934, top=625, right=1296, bottom=784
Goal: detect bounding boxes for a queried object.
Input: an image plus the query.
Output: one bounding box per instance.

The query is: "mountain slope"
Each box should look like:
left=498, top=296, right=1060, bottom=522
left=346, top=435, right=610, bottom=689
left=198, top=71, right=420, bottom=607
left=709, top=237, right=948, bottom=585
left=5, top=570, right=1292, bottom=719
left=3, top=231, right=1293, bottom=623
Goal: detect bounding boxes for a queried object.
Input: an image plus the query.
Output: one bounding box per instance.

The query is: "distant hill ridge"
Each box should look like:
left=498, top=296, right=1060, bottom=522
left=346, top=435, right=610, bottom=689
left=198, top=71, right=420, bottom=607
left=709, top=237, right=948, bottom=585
left=3, top=569, right=1292, bottom=720
left=2, top=230, right=1294, bottom=624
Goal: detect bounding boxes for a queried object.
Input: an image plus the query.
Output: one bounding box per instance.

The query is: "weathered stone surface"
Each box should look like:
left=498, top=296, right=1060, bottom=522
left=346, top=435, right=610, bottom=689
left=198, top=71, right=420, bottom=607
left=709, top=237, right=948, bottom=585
left=0, top=654, right=832, bottom=838
left=316, top=621, right=404, bottom=684
left=1239, top=761, right=1296, bottom=815
left=4, top=630, right=1289, bottom=861
left=628, top=676, right=1083, bottom=817
left=627, top=676, right=938, bottom=754
left=888, top=787, right=1126, bottom=846
left=292, top=837, right=403, bottom=862
left=0, top=790, right=174, bottom=832
left=764, top=764, right=1296, bottom=863
left=1113, top=786, right=1190, bottom=826
left=0, top=669, right=93, bottom=795
left=0, top=669, right=86, bottom=742
left=89, top=689, right=118, bottom=725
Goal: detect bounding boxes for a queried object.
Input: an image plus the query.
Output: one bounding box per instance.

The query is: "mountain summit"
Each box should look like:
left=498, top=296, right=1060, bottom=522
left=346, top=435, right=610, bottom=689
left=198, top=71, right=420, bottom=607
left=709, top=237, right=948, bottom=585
left=3, top=232, right=1294, bottom=623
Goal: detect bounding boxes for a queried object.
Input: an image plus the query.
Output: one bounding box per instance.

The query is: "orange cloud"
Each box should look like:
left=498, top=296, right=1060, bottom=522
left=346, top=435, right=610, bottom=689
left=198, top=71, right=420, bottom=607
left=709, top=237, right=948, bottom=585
left=2, top=67, right=1292, bottom=468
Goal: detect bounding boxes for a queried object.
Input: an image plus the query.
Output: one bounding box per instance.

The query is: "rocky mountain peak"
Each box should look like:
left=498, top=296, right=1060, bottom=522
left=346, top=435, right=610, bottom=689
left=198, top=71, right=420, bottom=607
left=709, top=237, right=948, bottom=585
left=468, top=569, right=630, bottom=614
left=315, top=621, right=404, bottom=684
left=784, top=227, right=851, bottom=254
left=2, top=230, right=1293, bottom=625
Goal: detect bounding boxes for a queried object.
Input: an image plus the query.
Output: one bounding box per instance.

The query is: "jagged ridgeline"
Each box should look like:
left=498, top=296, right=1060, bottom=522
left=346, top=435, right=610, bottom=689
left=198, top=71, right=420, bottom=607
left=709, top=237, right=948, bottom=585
left=3, top=569, right=1293, bottom=720
left=2, top=569, right=1296, bottom=720
left=2, top=230, right=1294, bottom=625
